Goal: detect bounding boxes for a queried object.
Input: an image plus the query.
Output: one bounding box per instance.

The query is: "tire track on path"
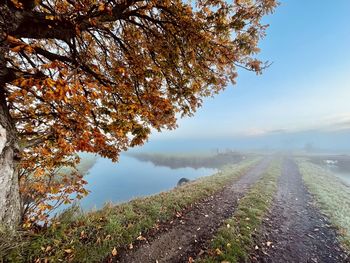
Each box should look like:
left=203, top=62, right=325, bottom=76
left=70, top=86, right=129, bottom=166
left=116, top=157, right=272, bottom=263
left=252, top=158, right=348, bottom=263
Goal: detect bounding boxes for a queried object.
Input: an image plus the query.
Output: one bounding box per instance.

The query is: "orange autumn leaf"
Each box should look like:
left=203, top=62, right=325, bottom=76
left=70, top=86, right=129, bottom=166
left=1, top=0, right=277, bottom=224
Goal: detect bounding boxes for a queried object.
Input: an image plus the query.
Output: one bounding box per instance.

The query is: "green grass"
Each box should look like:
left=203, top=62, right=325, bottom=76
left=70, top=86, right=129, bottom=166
left=297, top=160, right=350, bottom=251
left=200, top=159, right=282, bottom=263
left=2, top=158, right=260, bottom=262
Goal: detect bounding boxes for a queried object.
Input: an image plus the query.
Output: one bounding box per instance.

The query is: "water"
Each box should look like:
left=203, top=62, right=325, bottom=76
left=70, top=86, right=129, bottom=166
left=309, top=157, right=350, bottom=187
left=75, top=155, right=216, bottom=211
left=337, top=174, right=350, bottom=186
left=321, top=164, right=350, bottom=186
left=332, top=171, right=350, bottom=186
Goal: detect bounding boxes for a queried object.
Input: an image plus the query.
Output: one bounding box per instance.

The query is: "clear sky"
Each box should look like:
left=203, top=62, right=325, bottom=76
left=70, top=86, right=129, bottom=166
left=151, top=0, right=350, bottom=142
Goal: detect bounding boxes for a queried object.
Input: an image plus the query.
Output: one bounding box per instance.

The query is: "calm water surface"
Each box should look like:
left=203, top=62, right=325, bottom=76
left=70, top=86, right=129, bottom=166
left=76, top=155, right=216, bottom=211
left=332, top=171, right=350, bottom=186
left=321, top=164, right=350, bottom=186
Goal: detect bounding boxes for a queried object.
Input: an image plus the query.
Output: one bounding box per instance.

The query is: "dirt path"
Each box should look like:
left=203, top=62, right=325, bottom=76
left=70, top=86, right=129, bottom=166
left=115, top=158, right=272, bottom=263
left=251, top=158, right=349, bottom=263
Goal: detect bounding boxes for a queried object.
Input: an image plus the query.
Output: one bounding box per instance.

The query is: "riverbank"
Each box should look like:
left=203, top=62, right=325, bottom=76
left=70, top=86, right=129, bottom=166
left=116, top=158, right=271, bottom=263
left=2, top=158, right=259, bottom=262
left=2, top=155, right=349, bottom=263
left=298, top=160, right=350, bottom=251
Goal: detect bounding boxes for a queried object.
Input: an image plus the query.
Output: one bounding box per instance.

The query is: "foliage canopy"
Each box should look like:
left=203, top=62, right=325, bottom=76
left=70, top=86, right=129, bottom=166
left=0, top=0, right=277, bottom=221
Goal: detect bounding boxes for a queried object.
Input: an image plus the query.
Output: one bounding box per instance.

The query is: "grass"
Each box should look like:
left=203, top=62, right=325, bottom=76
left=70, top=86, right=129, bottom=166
left=297, top=160, right=350, bottom=251
left=1, top=158, right=260, bottom=262
left=199, top=159, right=282, bottom=263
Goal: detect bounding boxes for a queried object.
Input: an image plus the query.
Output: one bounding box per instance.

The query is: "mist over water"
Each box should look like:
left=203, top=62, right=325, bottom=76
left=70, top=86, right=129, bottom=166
left=332, top=172, right=350, bottom=186
left=71, top=155, right=216, bottom=211
left=309, top=155, right=350, bottom=186
left=58, top=128, right=350, bottom=214
left=132, top=129, right=350, bottom=153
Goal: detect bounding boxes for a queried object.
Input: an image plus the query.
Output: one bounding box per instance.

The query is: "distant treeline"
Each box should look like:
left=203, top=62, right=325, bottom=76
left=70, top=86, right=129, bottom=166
left=130, top=151, right=247, bottom=169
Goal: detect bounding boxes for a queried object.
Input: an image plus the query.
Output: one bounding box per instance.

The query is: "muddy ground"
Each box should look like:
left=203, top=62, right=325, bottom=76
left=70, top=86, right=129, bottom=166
left=112, top=157, right=349, bottom=263
left=114, top=158, right=272, bottom=263
left=251, top=159, right=349, bottom=263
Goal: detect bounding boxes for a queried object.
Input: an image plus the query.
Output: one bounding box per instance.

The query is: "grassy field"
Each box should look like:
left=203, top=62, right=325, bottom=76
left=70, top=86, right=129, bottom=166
left=1, top=158, right=260, bottom=262
left=200, top=159, right=282, bottom=263
left=297, top=160, right=350, bottom=251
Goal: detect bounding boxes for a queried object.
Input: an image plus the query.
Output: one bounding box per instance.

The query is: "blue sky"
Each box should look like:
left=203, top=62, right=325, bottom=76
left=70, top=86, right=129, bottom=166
left=151, top=0, right=350, bottom=142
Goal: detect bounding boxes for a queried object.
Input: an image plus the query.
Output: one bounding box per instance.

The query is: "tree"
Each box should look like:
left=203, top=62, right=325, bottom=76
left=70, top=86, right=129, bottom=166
left=0, top=0, right=277, bottom=229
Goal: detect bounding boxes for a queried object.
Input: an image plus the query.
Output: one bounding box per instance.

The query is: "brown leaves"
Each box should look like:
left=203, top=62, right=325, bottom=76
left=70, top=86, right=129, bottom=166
left=10, top=0, right=23, bottom=8
left=136, top=235, right=147, bottom=241
left=215, top=248, right=223, bottom=255
left=7, top=35, right=35, bottom=53
left=64, top=248, right=73, bottom=254
left=3, top=0, right=277, bottom=225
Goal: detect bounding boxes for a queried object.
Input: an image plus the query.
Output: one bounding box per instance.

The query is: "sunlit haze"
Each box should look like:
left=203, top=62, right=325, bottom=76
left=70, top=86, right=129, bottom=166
left=146, top=0, right=350, bottom=151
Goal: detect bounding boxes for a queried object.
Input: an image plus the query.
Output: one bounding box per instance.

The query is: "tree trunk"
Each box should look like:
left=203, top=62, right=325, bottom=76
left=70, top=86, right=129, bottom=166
left=0, top=1, right=21, bottom=229
left=0, top=11, right=21, bottom=228
left=0, top=90, right=21, bottom=230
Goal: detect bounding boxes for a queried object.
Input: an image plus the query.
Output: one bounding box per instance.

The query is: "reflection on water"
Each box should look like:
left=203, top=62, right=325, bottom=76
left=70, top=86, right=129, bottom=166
left=74, top=155, right=216, bottom=211
left=130, top=151, right=245, bottom=169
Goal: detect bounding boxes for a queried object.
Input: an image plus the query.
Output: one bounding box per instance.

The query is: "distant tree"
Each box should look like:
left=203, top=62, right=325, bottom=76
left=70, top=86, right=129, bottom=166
left=0, top=0, right=277, bottom=228
left=304, top=142, right=315, bottom=152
